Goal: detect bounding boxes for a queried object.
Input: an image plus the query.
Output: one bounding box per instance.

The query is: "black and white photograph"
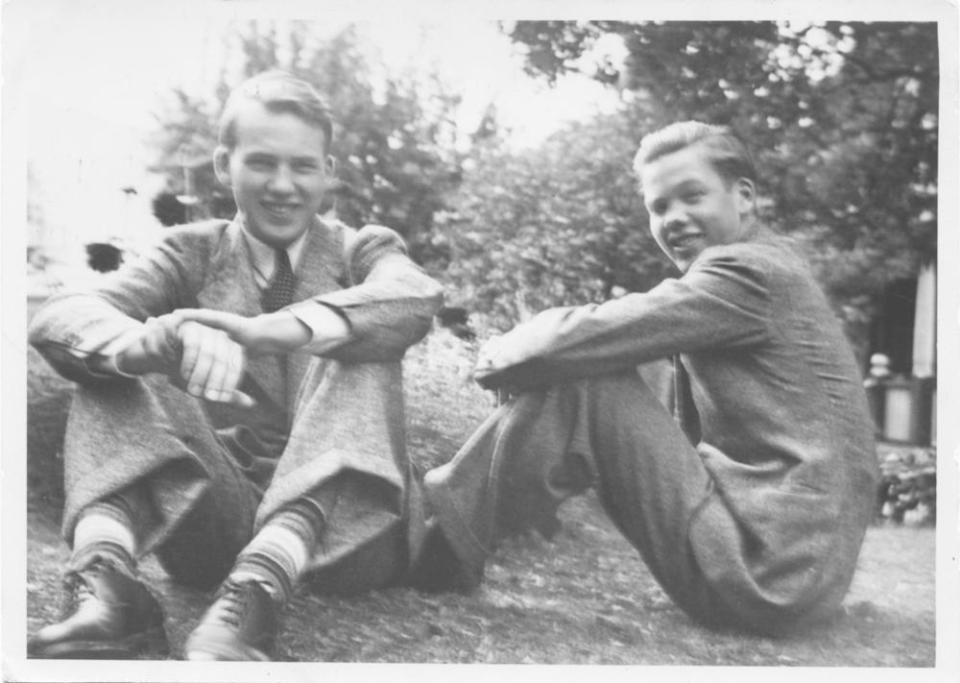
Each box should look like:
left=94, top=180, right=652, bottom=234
left=2, top=0, right=958, bottom=680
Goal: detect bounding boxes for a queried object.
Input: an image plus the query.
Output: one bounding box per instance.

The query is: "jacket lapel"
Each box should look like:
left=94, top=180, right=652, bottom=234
left=197, top=220, right=286, bottom=409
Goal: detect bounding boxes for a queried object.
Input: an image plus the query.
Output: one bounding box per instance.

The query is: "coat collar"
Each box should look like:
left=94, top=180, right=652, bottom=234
left=196, top=216, right=347, bottom=412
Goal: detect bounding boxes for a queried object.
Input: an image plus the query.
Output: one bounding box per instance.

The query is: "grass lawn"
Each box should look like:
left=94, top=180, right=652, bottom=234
left=23, top=326, right=937, bottom=666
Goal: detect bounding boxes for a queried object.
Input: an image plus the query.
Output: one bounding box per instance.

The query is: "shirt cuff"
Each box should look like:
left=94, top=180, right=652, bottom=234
left=84, top=325, right=145, bottom=378
left=286, top=300, right=353, bottom=354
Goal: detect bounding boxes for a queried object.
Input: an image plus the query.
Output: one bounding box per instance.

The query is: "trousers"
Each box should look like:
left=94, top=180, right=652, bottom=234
left=424, top=370, right=846, bottom=633
left=60, top=358, right=426, bottom=593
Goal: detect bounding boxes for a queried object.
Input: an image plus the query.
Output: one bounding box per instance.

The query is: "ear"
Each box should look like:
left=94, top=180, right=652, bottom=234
left=213, top=146, right=232, bottom=187
left=325, top=154, right=337, bottom=176
left=735, top=178, right=756, bottom=216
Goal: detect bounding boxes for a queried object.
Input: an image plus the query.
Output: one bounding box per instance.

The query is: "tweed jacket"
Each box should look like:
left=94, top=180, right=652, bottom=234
left=29, top=216, right=443, bottom=431
left=476, top=230, right=880, bottom=605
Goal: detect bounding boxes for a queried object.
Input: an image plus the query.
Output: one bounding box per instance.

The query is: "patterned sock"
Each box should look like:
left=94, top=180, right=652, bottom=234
left=70, top=495, right=139, bottom=575
left=228, top=497, right=325, bottom=605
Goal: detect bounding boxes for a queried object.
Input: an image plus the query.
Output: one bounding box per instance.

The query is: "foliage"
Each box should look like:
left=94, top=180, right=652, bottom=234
left=505, top=21, right=938, bottom=332
left=149, top=22, right=462, bottom=266
left=440, top=110, right=674, bottom=329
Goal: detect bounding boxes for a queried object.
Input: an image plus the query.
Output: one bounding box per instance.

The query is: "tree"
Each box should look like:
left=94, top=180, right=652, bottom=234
left=505, top=21, right=938, bottom=348
left=441, top=108, right=674, bottom=329
left=149, top=21, right=463, bottom=268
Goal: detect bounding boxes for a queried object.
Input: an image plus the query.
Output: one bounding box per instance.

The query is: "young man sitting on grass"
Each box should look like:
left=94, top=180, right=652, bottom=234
left=424, top=121, right=880, bottom=635
left=27, top=71, right=450, bottom=661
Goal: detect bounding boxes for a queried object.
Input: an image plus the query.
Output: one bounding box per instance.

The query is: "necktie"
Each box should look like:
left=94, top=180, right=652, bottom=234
left=262, top=248, right=296, bottom=312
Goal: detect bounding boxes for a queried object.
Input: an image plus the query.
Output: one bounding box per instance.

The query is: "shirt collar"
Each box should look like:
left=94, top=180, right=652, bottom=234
left=238, top=215, right=311, bottom=283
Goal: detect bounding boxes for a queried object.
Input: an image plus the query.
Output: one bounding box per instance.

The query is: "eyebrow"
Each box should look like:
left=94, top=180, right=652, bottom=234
left=243, top=151, right=322, bottom=163
left=673, top=179, right=707, bottom=192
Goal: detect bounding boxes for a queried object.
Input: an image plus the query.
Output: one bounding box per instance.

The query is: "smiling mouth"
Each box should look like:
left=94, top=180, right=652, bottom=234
left=668, top=233, right=702, bottom=251
left=262, top=202, right=300, bottom=219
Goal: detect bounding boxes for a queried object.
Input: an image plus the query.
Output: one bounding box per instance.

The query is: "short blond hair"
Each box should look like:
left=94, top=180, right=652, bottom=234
left=633, top=121, right=756, bottom=189
left=219, top=70, right=334, bottom=151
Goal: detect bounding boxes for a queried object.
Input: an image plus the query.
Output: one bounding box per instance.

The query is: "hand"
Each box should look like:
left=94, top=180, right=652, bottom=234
left=474, top=334, right=516, bottom=379
left=115, top=313, right=184, bottom=377
left=173, top=309, right=311, bottom=355
left=116, top=313, right=253, bottom=407
left=177, top=320, right=252, bottom=406
left=474, top=319, right=553, bottom=379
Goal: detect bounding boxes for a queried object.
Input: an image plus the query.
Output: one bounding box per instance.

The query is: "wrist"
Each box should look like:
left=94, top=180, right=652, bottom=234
left=113, top=347, right=151, bottom=376
left=286, top=302, right=351, bottom=354
left=258, top=311, right=312, bottom=352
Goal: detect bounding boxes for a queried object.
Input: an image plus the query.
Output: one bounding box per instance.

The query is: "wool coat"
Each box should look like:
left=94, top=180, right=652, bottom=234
left=425, top=229, right=880, bottom=632
left=29, top=217, right=444, bottom=590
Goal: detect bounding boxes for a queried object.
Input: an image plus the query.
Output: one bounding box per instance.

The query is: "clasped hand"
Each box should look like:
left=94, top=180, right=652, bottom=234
left=116, top=309, right=310, bottom=407
left=473, top=316, right=554, bottom=393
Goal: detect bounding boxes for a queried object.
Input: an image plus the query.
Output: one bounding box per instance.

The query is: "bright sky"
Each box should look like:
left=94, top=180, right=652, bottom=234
left=13, top=1, right=622, bottom=255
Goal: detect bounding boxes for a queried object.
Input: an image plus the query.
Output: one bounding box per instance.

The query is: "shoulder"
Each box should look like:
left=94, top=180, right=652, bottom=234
left=692, top=233, right=806, bottom=281
left=152, top=219, right=232, bottom=256
left=161, top=218, right=231, bottom=241
left=352, top=223, right=406, bottom=246
left=322, top=220, right=408, bottom=255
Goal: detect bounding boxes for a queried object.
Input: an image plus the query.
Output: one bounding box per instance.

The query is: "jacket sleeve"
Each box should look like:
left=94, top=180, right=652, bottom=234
left=27, top=230, right=205, bottom=384
left=304, top=224, right=444, bottom=362
left=476, top=245, right=772, bottom=390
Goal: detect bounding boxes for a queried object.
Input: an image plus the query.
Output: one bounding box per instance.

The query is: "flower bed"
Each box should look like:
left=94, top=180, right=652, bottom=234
left=876, top=444, right=936, bottom=526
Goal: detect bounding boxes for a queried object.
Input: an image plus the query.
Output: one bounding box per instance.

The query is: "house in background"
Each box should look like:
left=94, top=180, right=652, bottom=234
left=866, top=261, right=936, bottom=446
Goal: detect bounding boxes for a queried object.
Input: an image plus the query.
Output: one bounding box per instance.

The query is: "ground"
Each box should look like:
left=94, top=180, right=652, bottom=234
left=23, top=327, right=937, bottom=666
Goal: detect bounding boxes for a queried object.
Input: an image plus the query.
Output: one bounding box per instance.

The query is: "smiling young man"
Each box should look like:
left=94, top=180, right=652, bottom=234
left=28, top=71, right=446, bottom=661
left=423, top=121, right=880, bottom=635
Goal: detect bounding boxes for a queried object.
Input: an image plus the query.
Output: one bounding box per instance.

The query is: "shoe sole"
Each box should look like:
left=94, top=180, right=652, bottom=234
left=183, top=639, right=272, bottom=662
left=29, top=627, right=170, bottom=660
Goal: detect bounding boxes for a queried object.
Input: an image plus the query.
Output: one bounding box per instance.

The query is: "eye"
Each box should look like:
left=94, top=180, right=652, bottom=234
left=682, top=189, right=705, bottom=203
left=293, top=160, right=320, bottom=173
left=246, top=156, right=275, bottom=171
left=648, top=199, right=667, bottom=216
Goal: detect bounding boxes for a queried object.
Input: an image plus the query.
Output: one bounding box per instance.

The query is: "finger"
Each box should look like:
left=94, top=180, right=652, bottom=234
left=182, top=324, right=222, bottom=397
left=228, top=390, right=257, bottom=409
left=211, top=341, right=245, bottom=403
left=200, top=333, right=232, bottom=402
left=178, top=321, right=202, bottom=387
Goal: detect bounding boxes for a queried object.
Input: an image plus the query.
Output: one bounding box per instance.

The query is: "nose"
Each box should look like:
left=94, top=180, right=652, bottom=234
left=662, top=203, right=687, bottom=230
left=267, top=164, right=295, bottom=194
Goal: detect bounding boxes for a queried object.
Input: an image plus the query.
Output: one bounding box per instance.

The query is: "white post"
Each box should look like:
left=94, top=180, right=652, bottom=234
left=912, top=261, right=936, bottom=378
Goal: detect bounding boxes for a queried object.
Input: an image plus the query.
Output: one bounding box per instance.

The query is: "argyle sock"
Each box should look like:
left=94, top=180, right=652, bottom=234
left=70, top=491, right=143, bottom=576
left=228, top=496, right=326, bottom=605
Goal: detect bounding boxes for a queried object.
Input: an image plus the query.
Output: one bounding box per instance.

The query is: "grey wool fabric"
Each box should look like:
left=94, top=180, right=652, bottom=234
left=426, top=229, right=879, bottom=633
left=29, top=216, right=444, bottom=592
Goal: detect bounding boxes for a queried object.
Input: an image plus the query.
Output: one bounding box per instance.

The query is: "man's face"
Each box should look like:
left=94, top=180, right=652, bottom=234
left=640, top=143, right=756, bottom=273
left=215, top=101, right=333, bottom=247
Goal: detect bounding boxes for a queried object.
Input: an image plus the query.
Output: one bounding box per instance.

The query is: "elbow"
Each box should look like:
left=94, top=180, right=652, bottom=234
left=424, top=279, right=445, bottom=316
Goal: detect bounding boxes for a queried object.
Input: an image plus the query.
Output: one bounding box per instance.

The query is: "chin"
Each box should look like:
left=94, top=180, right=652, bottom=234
left=261, top=224, right=309, bottom=245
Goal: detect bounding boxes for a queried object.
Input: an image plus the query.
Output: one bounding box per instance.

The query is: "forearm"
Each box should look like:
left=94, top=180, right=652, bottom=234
left=28, top=232, right=197, bottom=383
left=315, top=257, right=444, bottom=362
left=477, top=263, right=771, bottom=390
left=29, top=293, right=146, bottom=383
left=265, top=306, right=348, bottom=355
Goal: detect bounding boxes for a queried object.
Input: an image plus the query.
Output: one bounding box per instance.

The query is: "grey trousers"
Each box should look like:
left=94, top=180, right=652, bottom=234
left=424, top=371, right=844, bottom=633
left=61, top=358, right=423, bottom=593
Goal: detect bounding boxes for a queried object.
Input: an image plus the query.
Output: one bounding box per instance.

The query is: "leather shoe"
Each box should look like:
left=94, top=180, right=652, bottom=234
left=183, top=579, right=277, bottom=661
left=28, top=557, right=168, bottom=659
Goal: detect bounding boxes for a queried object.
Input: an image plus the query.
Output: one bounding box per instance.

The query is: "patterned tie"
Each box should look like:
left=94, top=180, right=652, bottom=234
left=262, top=247, right=296, bottom=312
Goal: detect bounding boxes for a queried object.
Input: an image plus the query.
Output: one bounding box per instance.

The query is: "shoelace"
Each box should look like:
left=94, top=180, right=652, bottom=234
left=67, top=578, right=95, bottom=611
left=212, top=584, right=248, bottom=628
left=61, top=562, right=108, bottom=614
